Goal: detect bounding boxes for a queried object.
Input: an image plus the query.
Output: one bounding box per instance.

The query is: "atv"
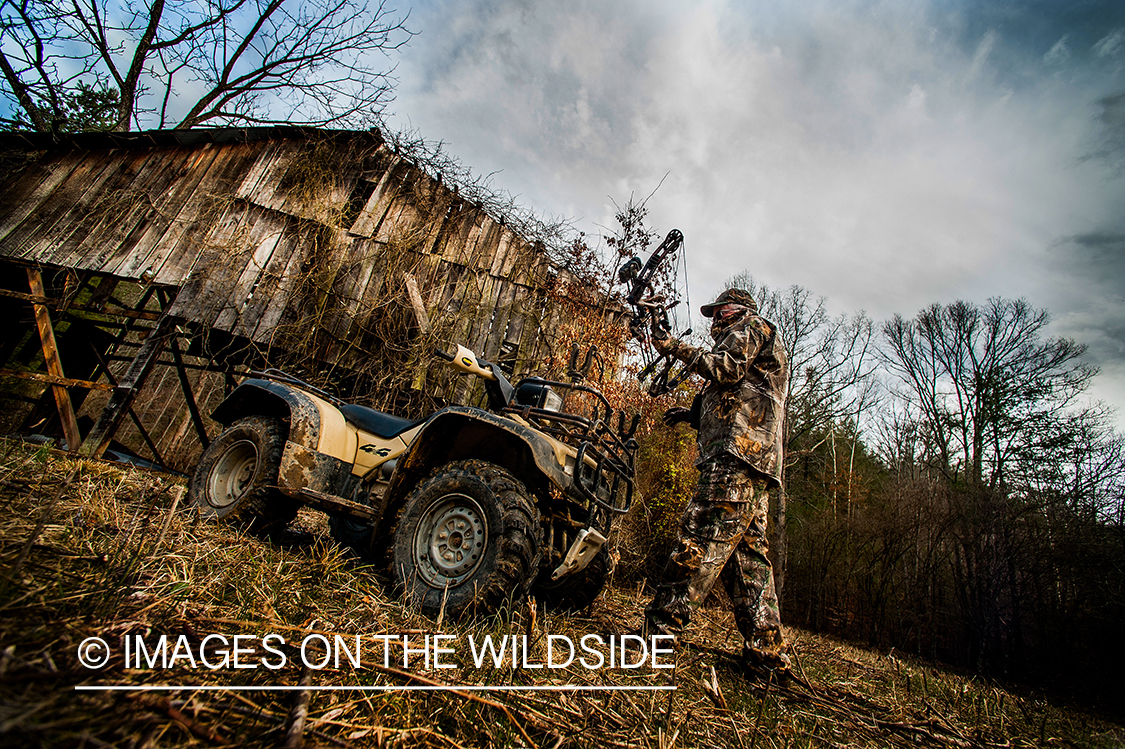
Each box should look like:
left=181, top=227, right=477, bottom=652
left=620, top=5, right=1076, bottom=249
left=187, top=344, right=638, bottom=617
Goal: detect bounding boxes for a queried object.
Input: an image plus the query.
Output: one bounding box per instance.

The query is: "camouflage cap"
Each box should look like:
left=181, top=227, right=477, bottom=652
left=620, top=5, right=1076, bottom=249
left=700, top=288, right=758, bottom=317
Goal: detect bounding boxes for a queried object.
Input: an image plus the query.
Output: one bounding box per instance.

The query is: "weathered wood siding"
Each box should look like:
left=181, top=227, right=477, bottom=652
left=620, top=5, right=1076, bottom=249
left=0, top=128, right=587, bottom=469
left=0, top=128, right=558, bottom=387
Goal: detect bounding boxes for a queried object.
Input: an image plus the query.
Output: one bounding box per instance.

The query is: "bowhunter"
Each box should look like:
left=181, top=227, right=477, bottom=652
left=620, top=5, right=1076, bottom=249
left=641, top=288, right=791, bottom=673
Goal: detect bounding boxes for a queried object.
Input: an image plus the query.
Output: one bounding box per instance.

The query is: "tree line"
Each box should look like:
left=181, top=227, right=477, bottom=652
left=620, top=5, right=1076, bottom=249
left=735, top=280, right=1125, bottom=711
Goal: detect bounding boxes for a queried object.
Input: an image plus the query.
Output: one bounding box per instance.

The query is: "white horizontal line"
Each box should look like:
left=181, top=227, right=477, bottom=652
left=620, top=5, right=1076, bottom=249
left=75, top=684, right=676, bottom=692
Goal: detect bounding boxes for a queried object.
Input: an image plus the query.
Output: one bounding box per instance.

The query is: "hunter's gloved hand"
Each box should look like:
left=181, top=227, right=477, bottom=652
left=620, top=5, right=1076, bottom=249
left=650, top=317, right=673, bottom=352
left=662, top=407, right=691, bottom=426
left=630, top=318, right=648, bottom=344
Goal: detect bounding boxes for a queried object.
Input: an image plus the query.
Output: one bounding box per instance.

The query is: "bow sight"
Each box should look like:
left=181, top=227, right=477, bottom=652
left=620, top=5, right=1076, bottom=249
left=617, top=228, right=697, bottom=397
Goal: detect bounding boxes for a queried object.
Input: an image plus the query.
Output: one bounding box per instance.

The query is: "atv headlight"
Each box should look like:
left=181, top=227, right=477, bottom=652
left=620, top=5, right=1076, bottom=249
left=515, top=380, right=563, bottom=412
left=541, top=388, right=563, bottom=412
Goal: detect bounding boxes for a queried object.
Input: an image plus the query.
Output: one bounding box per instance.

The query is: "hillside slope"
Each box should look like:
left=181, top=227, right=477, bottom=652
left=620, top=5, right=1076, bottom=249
left=1, top=440, right=1122, bottom=748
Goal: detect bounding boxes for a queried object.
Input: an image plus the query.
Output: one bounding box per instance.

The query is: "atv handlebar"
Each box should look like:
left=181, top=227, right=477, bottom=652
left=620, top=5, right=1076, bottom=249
left=440, top=344, right=499, bottom=382
left=436, top=342, right=639, bottom=513
left=438, top=344, right=514, bottom=410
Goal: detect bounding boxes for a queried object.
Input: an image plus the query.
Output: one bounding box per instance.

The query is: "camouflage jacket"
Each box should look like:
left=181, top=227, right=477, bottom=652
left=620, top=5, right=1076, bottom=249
left=659, top=312, right=789, bottom=487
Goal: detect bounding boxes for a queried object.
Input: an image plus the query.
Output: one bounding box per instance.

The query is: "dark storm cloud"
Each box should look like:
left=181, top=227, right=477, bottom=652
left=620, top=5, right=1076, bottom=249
left=1048, top=230, right=1125, bottom=414
left=1069, top=230, right=1125, bottom=254
left=1054, top=231, right=1125, bottom=299
left=1089, top=90, right=1125, bottom=172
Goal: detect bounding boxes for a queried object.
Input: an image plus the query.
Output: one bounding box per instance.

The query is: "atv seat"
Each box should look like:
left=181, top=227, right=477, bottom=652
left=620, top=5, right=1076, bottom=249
left=339, top=404, right=424, bottom=439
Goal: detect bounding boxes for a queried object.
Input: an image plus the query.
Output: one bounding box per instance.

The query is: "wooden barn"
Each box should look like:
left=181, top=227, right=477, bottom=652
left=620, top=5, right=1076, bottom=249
left=0, top=127, right=588, bottom=473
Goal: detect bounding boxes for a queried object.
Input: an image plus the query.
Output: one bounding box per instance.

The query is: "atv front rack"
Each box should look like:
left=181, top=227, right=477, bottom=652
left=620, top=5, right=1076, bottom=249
left=502, top=378, right=639, bottom=515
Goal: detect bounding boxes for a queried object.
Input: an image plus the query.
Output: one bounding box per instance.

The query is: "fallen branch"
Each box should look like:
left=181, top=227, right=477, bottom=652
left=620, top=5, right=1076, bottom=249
left=283, top=668, right=314, bottom=749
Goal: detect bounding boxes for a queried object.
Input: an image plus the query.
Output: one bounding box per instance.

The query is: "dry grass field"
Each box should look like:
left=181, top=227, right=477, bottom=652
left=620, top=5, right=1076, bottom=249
left=1, top=439, right=1122, bottom=748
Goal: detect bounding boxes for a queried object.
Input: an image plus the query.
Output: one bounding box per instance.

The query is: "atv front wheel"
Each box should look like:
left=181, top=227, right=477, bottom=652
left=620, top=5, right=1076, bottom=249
left=392, top=460, right=541, bottom=618
left=188, top=416, right=298, bottom=532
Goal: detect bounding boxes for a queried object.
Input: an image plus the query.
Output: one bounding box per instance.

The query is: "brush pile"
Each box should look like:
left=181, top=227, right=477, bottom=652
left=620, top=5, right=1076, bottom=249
left=1, top=439, right=1121, bottom=748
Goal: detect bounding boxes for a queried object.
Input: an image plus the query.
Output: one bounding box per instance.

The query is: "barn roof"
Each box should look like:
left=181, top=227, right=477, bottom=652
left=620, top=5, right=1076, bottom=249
left=0, top=125, right=382, bottom=152
left=0, top=126, right=550, bottom=353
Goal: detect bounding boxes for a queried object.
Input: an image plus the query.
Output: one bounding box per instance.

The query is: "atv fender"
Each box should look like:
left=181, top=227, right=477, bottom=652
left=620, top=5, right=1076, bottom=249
left=209, top=379, right=357, bottom=499
left=385, top=406, right=573, bottom=505
left=211, top=380, right=322, bottom=446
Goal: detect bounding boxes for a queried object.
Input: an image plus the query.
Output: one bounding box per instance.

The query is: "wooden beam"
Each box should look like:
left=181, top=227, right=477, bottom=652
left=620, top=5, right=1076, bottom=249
left=75, top=305, right=163, bottom=322
left=168, top=334, right=210, bottom=449
left=26, top=268, right=83, bottom=453
left=0, top=290, right=54, bottom=306
left=0, top=289, right=164, bottom=320
left=79, top=309, right=176, bottom=459
left=87, top=275, right=119, bottom=310
left=0, top=368, right=113, bottom=391
left=403, top=272, right=431, bottom=333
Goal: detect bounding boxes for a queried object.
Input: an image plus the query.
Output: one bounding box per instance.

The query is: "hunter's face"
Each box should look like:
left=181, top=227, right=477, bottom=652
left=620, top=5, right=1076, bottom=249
left=714, top=304, right=745, bottom=323
left=710, top=304, right=746, bottom=339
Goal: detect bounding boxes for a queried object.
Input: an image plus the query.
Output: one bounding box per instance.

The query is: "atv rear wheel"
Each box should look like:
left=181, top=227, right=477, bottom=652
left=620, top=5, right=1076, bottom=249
left=188, top=416, right=298, bottom=533
left=392, top=460, right=540, bottom=618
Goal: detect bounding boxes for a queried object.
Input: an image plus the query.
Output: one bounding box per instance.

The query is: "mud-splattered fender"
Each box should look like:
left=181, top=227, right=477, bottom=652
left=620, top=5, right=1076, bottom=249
left=210, top=379, right=358, bottom=460
left=385, top=406, right=575, bottom=506
left=210, top=380, right=358, bottom=499
left=210, top=380, right=322, bottom=447
left=278, top=439, right=356, bottom=501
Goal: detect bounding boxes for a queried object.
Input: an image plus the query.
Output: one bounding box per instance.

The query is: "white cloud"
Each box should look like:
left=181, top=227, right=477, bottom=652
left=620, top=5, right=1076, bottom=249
left=389, top=0, right=1125, bottom=427
left=1093, top=28, right=1124, bottom=58
left=1045, top=36, right=1071, bottom=66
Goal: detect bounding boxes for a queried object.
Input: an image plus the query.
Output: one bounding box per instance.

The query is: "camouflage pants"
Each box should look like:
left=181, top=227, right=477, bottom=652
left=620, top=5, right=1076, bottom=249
left=645, top=454, right=784, bottom=654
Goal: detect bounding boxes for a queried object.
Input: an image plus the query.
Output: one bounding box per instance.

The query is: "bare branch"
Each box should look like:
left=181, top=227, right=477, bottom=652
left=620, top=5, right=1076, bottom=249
left=2, top=0, right=412, bottom=133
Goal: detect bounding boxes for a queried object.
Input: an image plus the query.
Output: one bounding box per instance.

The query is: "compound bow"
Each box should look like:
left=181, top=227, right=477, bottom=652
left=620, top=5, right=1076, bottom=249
left=617, top=228, right=698, bottom=397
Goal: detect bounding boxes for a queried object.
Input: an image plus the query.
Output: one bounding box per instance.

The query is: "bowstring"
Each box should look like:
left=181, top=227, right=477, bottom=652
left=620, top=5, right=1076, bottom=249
left=679, top=235, right=692, bottom=338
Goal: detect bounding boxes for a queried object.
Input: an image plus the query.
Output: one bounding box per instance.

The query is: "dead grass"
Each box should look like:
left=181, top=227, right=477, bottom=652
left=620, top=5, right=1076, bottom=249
left=1, top=438, right=1122, bottom=748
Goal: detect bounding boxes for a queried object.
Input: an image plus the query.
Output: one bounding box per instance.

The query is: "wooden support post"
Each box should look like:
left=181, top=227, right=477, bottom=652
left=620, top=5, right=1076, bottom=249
left=224, top=364, right=239, bottom=395
left=155, top=285, right=209, bottom=450
left=26, top=268, right=83, bottom=453
left=168, top=334, right=210, bottom=450
left=403, top=272, right=432, bottom=333
left=0, top=368, right=112, bottom=391
left=79, top=310, right=176, bottom=460
left=86, top=275, right=119, bottom=311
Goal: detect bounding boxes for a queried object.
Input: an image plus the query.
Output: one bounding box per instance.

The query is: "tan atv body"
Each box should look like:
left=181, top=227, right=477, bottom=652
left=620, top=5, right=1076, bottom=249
left=188, top=345, right=637, bottom=617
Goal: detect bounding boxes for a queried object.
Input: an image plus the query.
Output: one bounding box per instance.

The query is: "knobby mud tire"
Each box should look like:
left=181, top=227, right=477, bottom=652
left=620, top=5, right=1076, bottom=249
left=391, top=459, right=541, bottom=619
left=187, top=415, right=299, bottom=534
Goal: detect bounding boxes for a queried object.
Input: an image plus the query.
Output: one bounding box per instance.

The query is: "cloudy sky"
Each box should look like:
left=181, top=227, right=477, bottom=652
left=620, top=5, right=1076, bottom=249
left=383, top=0, right=1125, bottom=427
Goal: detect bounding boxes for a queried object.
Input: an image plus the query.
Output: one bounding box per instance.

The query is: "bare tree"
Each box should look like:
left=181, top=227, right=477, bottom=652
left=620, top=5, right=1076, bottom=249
left=881, top=298, right=1095, bottom=490
left=874, top=299, right=1125, bottom=679
left=1, top=0, right=411, bottom=132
